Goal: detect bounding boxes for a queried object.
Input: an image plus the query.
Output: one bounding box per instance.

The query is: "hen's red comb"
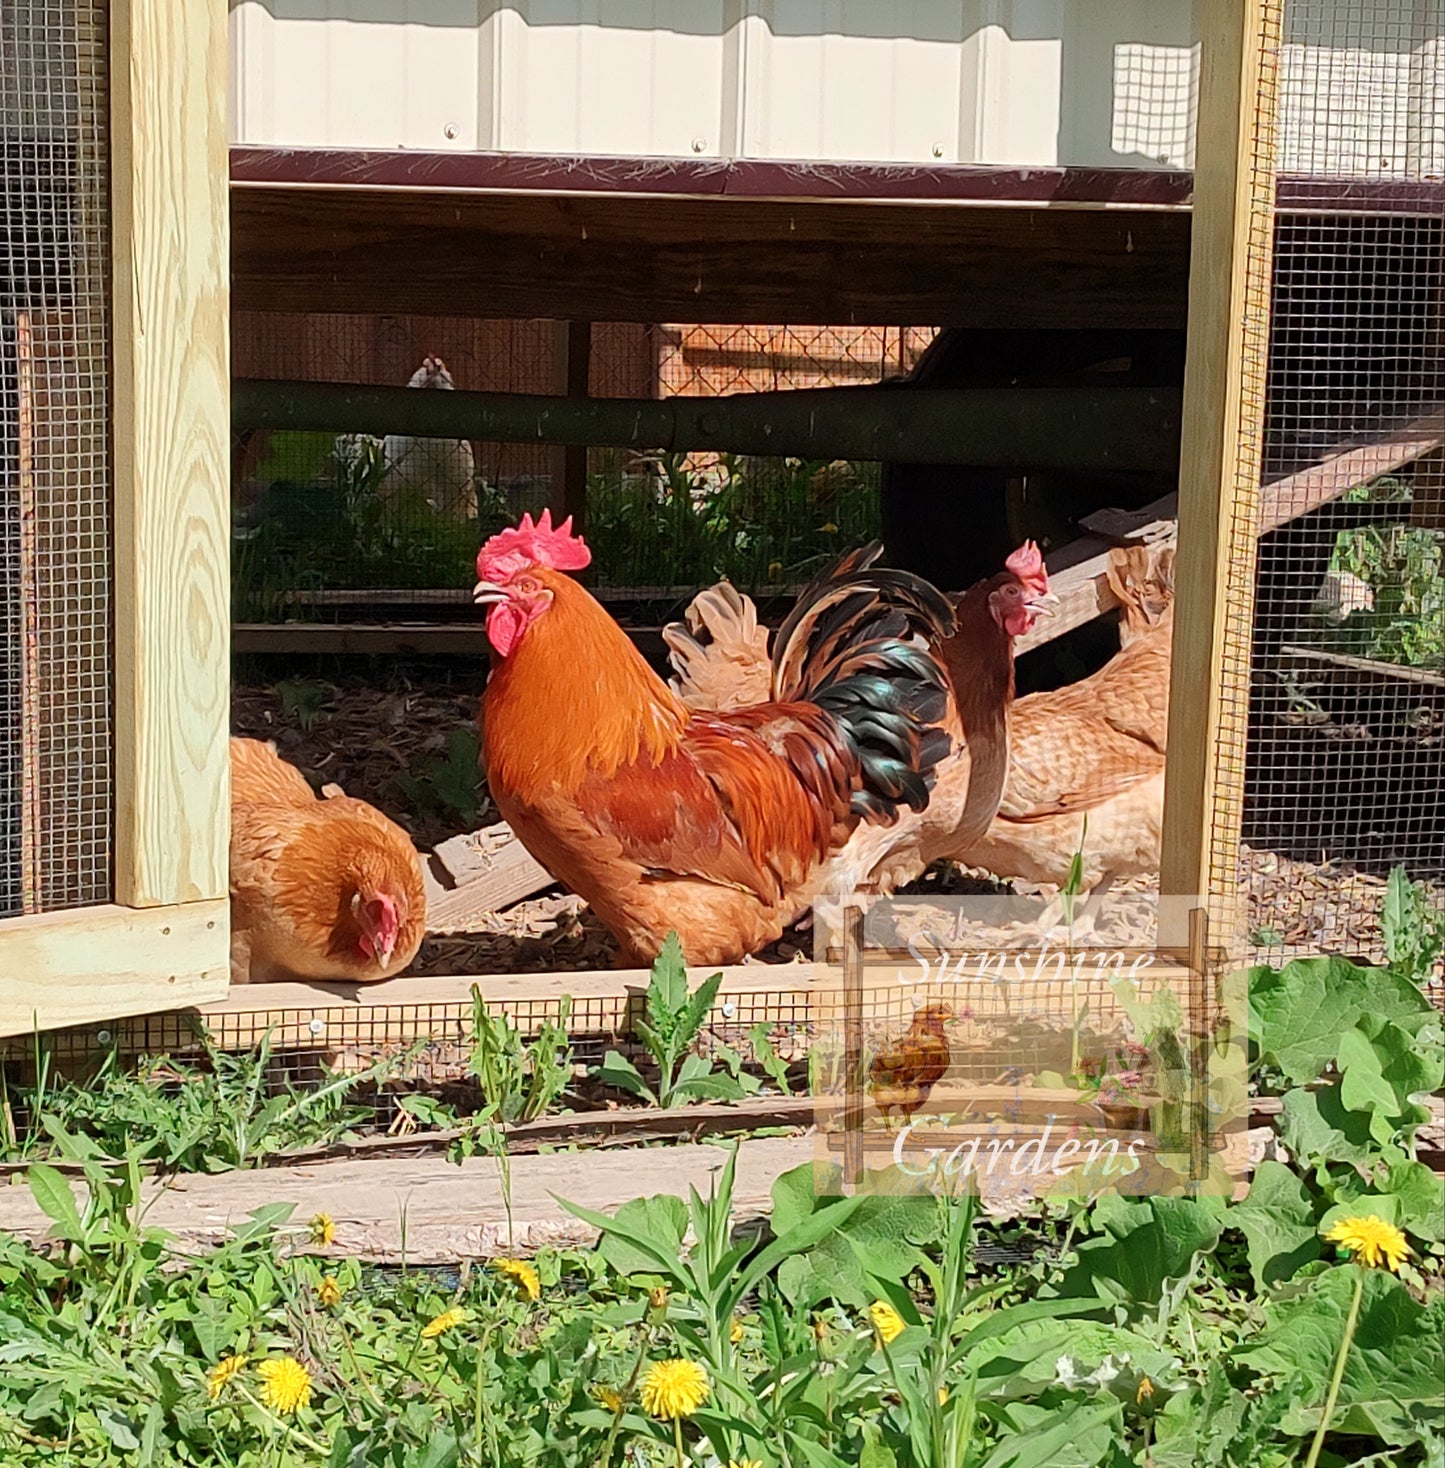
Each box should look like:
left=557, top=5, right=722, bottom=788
left=477, top=509, right=592, bottom=582
left=1005, top=539, right=1049, bottom=594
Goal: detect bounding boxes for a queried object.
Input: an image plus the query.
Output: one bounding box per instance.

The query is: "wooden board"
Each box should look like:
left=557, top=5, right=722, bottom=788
left=0, top=900, right=230, bottom=1039
left=230, top=187, right=1191, bottom=330
left=1158, top=0, right=1282, bottom=944
left=111, top=0, right=231, bottom=910
left=423, top=825, right=555, bottom=934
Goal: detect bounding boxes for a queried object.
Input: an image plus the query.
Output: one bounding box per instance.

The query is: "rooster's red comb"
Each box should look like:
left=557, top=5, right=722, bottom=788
left=1005, top=540, right=1048, bottom=595
left=477, top=509, right=592, bottom=582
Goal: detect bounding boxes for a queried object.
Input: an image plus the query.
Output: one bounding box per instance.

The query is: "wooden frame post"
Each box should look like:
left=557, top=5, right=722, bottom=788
left=550, top=320, right=592, bottom=532
left=1, top=0, right=232, bottom=1036
left=1159, top=0, right=1282, bottom=953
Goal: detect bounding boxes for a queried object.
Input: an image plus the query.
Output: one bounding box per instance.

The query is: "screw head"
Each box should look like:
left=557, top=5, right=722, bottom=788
left=721, top=1002, right=737, bottom=1018
left=444, top=122, right=459, bottom=140
left=308, top=1018, right=326, bottom=1037
left=932, top=141, right=945, bottom=158
left=95, top=1029, right=113, bottom=1046
left=691, top=136, right=707, bottom=153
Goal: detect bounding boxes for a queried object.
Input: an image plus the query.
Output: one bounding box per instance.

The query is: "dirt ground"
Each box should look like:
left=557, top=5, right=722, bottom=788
left=233, top=670, right=1443, bottom=978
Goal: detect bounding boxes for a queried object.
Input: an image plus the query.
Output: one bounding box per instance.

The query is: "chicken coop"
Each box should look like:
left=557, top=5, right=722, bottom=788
left=2, top=2, right=1440, bottom=1188
left=0, top=0, right=231, bottom=1039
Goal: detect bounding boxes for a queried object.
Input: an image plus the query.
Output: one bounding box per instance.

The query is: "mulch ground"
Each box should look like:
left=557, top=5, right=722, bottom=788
left=233, top=672, right=1444, bottom=982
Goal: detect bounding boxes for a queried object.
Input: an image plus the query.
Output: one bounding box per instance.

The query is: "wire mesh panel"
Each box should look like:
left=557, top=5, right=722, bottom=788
left=1246, top=0, right=1444, bottom=954
left=0, top=1, right=113, bottom=918
left=229, top=314, right=928, bottom=615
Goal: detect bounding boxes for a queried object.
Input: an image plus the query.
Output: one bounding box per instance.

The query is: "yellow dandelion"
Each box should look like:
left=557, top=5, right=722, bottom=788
left=639, top=1359, right=710, bottom=1420
left=595, top=1386, right=625, bottom=1414
left=316, top=1275, right=343, bottom=1307
left=492, top=1257, right=541, bottom=1302
left=421, top=1306, right=467, bottom=1339
left=309, top=1212, right=336, bottom=1247
left=1136, top=1377, right=1154, bottom=1405
left=1323, top=1214, right=1410, bottom=1272
left=730, top=1316, right=745, bottom=1345
left=257, top=1357, right=313, bottom=1415
left=937, top=1386, right=949, bottom=1405
left=868, top=1300, right=906, bottom=1346
left=206, top=1353, right=247, bottom=1401
left=729, top=1460, right=763, bottom=1468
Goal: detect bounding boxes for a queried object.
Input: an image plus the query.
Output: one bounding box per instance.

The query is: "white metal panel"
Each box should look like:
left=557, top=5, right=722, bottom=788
left=739, top=2, right=969, bottom=163
left=230, top=0, right=482, bottom=150
left=229, top=0, right=1441, bottom=179
left=489, top=1, right=728, bottom=156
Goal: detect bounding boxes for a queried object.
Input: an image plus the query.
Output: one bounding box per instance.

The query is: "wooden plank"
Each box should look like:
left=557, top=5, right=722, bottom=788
left=1409, top=444, right=1445, bottom=532
left=1278, top=644, right=1445, bottom=690
left=423, top=825, right=555, bottom=934
left=0, top=900, right=230, bottom=1039
left=1159, top=0, right=1282, bottom=949
left=230, top=188, right=1191, bottom=329
left=232, top=621, right=667, bottom=661
left=0, top=1135, right=818, bottom=1262
left=110, top=0, right=231, bottom=909
left=550, top=320, right=592, bottom=530
left=1260, top=407, right=1444, bottom=529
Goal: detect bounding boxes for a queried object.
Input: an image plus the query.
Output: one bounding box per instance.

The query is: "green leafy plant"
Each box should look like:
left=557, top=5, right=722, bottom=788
left=594, top=933, right=754, bottom=1108
left=387, top=725, right=487, bottom=828
left=1382, top=864, right=1445, bottom=985
left=465, top=988, right=573, bottom=1128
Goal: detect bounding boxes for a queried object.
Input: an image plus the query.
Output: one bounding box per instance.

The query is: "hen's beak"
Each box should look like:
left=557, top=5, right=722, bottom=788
left=473, top=580, right=509, bottom=606
left=1026, top=591, right=1062, bottom=617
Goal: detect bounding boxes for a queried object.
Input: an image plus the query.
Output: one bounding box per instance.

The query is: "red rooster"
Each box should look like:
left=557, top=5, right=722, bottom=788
left=472, top=512, right=956, bottom=966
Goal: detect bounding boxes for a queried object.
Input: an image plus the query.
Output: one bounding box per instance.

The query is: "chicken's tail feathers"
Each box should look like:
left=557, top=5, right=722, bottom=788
left=1105, top=540, right=1177, bottom=644
left=663, top=580, right=774, bottom=714
left=772, top=549, right=956, bottom=822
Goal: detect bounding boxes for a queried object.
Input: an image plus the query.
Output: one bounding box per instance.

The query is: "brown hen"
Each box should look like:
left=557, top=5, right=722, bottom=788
left=868, top=1003, right=955, bottom=1124
left=229, top=738, right=426, bottom=983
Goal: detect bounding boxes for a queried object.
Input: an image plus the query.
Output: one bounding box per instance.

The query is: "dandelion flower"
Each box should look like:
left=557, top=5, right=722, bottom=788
left=1136, top=1377, right=1154, bottom=1405
left=730, top=1316, right=745, bottom=1344
left=421, top=1306, right=467, bottom=1339
left=639, top=1359, right=710, bottom=1419
left=812, top=1319, right=829, bottom=1343
left=595, top=1386, right=625, bottom=1414
left=257, top=1357, right=313, bottom=1415
left=316, top=1275, right=343, bottom=1308
left=309, top=1212, right=336, bottom=1247
left=937, top=1386, right=949, bottom=1405
left=729, top=1460, right=763, bottom=1468
left=492, top=1257, right=541, bottom=1302
left=1323, top=1214, right=1410, bottom=1272
left=206, top=1354, right=247, bottom=1401
left=868, top=1300, right=906, bottom=1346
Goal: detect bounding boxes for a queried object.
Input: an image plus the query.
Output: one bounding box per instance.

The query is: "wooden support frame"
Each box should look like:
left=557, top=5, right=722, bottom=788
left=550, top=321, right=593, bottom=531
left=1159, top=0, right=1283, bottom=951
left=0, top=0, right=232, bottom=1037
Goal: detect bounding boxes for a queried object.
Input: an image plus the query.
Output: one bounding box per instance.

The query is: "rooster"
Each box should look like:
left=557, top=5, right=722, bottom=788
left=471, top=512, right=956, bottom=966
left=665, top=543, right=1056, bottom=902
left=868, top=1003, right=954, bottom=1124
left=954, top=543, right=1176, bottom=933
left=229, top=738, right=427, bottom=983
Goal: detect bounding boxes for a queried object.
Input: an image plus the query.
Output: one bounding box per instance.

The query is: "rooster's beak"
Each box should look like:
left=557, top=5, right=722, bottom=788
left=473, top=580, right=509, bottom=605
left=1026, top=591, right=1061, bottom=617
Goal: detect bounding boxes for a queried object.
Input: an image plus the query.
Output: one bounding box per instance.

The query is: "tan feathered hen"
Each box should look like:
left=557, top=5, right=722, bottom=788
left=230, top=738, right=426, bottom=983
left=954, top=543, right=1176, bottom=926
left=665, top=546, right=1054, bottom=906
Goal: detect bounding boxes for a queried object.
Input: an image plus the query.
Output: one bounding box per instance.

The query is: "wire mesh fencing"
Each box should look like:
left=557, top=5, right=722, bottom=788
left=230, top=314, right=932, bottom=618
left=0, top=0, right=113, bottom=918
left=1245, top=0, right=1444, bottom=957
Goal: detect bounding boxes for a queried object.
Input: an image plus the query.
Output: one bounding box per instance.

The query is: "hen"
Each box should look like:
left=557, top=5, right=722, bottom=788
left=334, top=355, right=478, bottom=521
left=472, top=512, right=956, bottom=966
left=229, top=738, right=427, bottom=983
left=665, top=543, right=1056, bottom=901
left=868, top=1003, right=954, bottom=1124
left=954, top=543, right=1176, bottom=930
